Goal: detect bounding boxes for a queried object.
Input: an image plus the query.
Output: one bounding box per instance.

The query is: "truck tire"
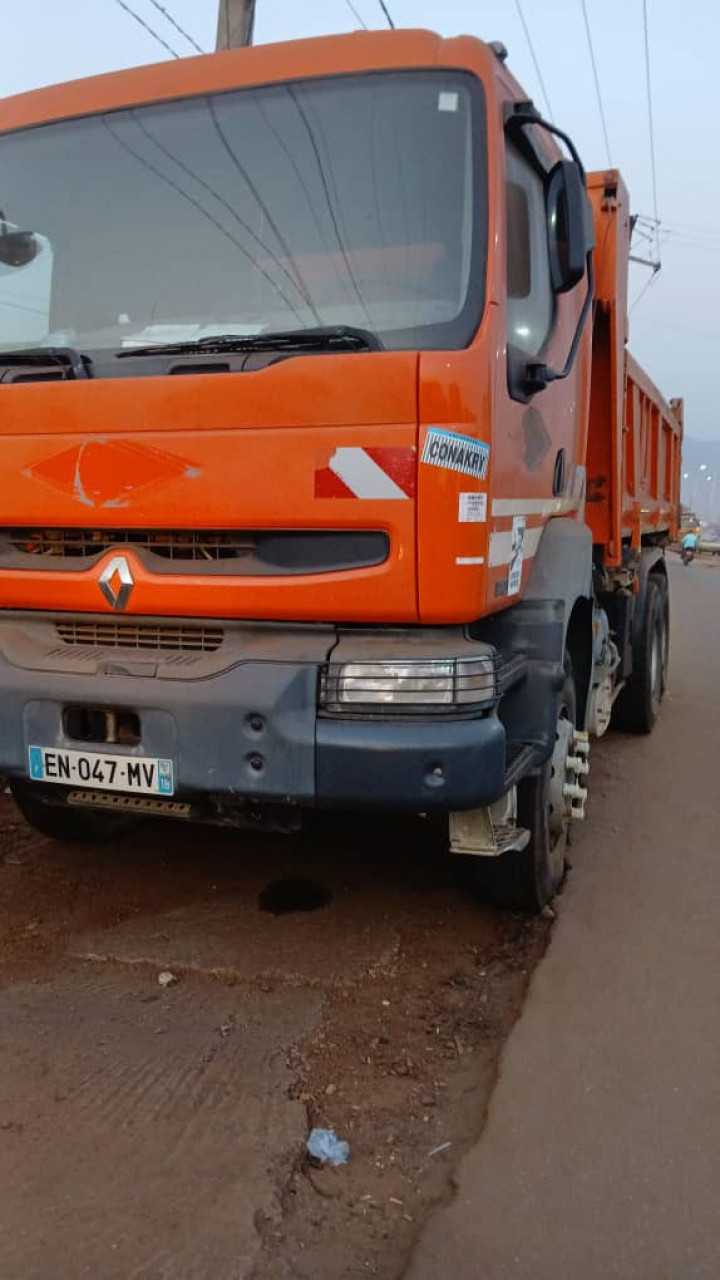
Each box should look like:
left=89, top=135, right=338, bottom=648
left=612, top=579, right=665, bottom=734
left=10, top=783, right=140, bottom=843
left=657, top=576, right=670, bottom=694
left=459, top=661, right=577, bottom=912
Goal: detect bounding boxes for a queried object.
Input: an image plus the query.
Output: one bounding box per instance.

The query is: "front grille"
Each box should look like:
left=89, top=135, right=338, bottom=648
left=1, top=528, right=390, bottom=574
left=55, top=620, right=224, bottom=653
left=9, top=528, right=255, bottom=561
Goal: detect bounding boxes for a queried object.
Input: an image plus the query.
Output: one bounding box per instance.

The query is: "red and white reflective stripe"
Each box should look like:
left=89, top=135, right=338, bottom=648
left=315, top=446, right=415, bottom=499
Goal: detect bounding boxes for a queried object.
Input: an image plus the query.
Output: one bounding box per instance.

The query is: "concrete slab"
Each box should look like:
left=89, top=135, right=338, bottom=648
left=0, top=969, right=320, bottom=1280
left=71, top=893, right=398, bottom=987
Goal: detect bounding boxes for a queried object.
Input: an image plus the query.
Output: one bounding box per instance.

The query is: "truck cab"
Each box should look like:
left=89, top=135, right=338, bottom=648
left=0, top=31, right=680, bottom=909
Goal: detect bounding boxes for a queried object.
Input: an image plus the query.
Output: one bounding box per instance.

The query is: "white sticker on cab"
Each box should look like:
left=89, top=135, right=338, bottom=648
left=458, top=492, right=487, bottom=523
left=438, top=92, right=459, bottom=113
left=507, top=516, right=526, bottom=596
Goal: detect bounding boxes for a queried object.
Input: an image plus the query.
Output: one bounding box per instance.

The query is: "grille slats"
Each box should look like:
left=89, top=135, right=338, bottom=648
left=9, top=528, right=256, bottom=561
left=1, top=528, right=390, bottom=574
left=56, top=620, right=224, bottom=653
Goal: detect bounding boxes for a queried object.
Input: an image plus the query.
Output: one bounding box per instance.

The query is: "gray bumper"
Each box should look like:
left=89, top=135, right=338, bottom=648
left=0, top=615, right=508, bottom=812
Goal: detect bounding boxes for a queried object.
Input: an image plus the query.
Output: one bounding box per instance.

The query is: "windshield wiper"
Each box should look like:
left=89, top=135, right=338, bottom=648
left=116, top=325, right=383, bottom=358
left=0, top=346, right=91, bottom=378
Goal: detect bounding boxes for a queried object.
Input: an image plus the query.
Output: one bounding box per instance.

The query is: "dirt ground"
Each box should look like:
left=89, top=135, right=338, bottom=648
left=1, top=559, right=707, bottom=1279
left=0, top=800, right=548, bottom=1279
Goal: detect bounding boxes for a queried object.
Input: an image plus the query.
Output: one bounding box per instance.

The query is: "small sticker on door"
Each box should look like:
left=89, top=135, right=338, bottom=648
left=458, top=492, right=487, bottom=523
left=421, top=428, right=490, bottom=479
left=507, top=516, right=526, bottom=596
left=438, top=92, right=459, bottom=113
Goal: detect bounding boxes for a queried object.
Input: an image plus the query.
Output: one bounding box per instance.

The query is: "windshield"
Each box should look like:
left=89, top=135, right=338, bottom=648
left=0, top=71, right=486, bottom=357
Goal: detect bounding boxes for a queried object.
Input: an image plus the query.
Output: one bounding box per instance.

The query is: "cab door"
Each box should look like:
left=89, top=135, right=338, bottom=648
left=486, top=121, right=591, bottom=608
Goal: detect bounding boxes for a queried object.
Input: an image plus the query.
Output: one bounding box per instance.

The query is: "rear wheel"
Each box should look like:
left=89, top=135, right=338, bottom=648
left=658, top=577, right=670, bottom=694
left=612, top=579, right=666, bottom=734
left=10, top=783, right=140, bottom=843
left=459, top=660, right=584, bottom=912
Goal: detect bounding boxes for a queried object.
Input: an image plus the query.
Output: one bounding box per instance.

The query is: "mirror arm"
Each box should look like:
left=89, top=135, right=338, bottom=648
left=524, top=253, right=595, bottom=396
left=504, top=103, right=588, bottom=181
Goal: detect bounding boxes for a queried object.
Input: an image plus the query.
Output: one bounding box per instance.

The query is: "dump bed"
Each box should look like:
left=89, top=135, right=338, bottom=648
left=586, top=171, right=682, bottom=565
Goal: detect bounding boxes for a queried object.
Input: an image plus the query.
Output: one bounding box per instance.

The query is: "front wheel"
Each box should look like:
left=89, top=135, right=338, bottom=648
left=459, top=661, right=585, bottom=912
left=11, top=783, right=141, bottom=843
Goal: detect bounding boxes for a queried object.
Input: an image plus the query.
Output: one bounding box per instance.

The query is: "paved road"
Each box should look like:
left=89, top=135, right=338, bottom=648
left=407, top=559, right=720, bottom=1280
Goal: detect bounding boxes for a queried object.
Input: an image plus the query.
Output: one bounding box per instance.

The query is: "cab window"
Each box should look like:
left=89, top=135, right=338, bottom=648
left=506, top=143, right=553, bottom=357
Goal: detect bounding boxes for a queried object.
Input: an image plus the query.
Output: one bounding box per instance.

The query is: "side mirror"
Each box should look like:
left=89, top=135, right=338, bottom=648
left=503, top=105, right=595, bottom=400
left=545, top=160, right=588, bottom=294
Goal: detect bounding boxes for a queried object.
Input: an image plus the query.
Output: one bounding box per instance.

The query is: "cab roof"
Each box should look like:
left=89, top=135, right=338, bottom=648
left=0, top=29, right=497, bottom=134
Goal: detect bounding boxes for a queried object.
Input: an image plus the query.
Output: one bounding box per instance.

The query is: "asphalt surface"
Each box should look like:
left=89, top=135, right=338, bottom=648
left=408, top=558, right=720, bottom=1280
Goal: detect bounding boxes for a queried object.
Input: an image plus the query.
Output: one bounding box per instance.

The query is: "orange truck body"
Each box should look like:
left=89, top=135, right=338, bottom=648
left=586, top=172, right=682, bottom=564
left=0, top=31, right=681, bottom=876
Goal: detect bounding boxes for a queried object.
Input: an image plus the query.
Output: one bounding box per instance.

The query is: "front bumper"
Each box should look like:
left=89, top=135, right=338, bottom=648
left=0, top=615, right=509, bottom=813
left=316, top=714, right=505, bottom=809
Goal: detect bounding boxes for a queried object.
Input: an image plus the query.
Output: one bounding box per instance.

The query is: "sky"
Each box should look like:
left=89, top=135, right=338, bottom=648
left=1, top=0, right=718, bottom=471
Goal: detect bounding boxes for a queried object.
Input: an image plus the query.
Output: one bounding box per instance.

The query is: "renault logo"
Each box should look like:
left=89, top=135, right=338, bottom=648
left=98, top=555, right=134, bottom=611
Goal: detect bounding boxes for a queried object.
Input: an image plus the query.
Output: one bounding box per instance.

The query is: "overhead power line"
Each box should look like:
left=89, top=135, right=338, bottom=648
left=633, top=215, right=720, bottom=257
left=629, top=270, right=658, bottom=314
left=629, top=7, right=664, bottom=293
left=513, top=0, right=553, bottom=120
left=101, top=116, right=303, bottom=317
left=642, top=0, right=660, bottom=229
left=661, top=232, right=720, bottom=255
left=377, top=0, right=395, bottom=29
left=345, top=0, right=369, bottom=28
left=660, top=217, right=720, bottom=238
left=147, top=0, right=205, bottom=53
left=112, top=0, right=180, bottom=59
left=579, top=0, right=612, bottom=168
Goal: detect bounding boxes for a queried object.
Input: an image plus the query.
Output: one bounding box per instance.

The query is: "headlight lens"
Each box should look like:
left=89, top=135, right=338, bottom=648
left=321, top=657, right=496, bottom=712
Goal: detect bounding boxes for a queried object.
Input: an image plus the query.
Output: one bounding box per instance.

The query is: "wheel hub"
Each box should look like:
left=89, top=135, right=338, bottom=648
left=549, top=720, right=590, bottom=841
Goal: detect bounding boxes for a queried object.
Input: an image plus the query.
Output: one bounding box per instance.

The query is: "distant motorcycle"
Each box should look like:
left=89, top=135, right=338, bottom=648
left=681, top=546, right=695, bottom=566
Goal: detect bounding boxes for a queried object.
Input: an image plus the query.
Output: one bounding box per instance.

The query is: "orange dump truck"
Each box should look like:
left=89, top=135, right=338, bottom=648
left=0, top=31, right=681, bottom=909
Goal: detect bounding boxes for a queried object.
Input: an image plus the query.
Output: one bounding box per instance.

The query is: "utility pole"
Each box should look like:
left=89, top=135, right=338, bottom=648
left=216, top=0, right=256, bottom=49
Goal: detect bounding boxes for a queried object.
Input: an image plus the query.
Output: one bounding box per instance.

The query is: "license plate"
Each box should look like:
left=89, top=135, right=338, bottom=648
left=28, top=746, right=174, bottom=796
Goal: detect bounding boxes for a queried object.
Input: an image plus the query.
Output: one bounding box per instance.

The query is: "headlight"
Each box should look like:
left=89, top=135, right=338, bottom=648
left=320, top=657, right=496, bottom=712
